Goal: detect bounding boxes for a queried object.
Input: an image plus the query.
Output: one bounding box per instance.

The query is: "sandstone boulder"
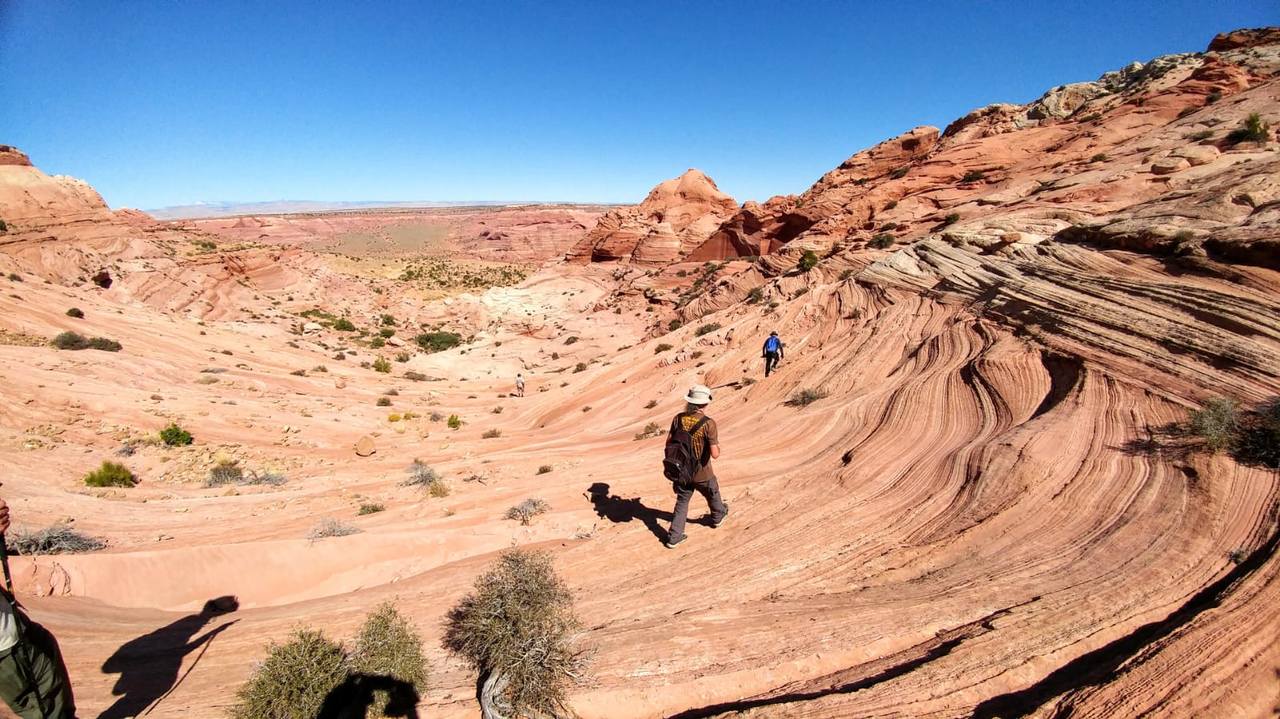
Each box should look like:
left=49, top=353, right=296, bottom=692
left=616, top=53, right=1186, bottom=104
left=354, top=435, right=376, bottom=457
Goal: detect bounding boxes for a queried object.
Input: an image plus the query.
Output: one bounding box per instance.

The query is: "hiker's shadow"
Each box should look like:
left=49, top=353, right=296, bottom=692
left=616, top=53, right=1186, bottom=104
left=588, top=482, right=714, bottom=543
left=316, top=673, right=420, bottom=718
left=97, top=596, right=239, bottom=719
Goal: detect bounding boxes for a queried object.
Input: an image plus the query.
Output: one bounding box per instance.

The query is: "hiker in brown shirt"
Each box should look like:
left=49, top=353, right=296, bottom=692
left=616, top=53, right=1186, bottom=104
left=665, top=384, right=729, bottom=547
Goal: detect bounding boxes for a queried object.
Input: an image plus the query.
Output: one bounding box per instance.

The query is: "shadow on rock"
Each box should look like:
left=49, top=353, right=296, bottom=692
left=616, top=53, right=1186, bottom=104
left=315, top=673, right=420, bottom=719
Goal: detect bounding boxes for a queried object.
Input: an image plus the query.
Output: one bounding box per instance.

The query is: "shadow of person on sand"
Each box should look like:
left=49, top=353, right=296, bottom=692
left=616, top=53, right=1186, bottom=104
left=587, top=482, right=713, bottom=543
left=97, top=595, right=239, bottom=719
left=315, top=673, right=421, bottom=719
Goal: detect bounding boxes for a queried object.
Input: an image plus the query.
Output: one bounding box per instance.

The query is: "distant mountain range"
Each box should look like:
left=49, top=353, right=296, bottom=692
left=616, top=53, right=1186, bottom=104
left=147, top=199, right=540, bottom=220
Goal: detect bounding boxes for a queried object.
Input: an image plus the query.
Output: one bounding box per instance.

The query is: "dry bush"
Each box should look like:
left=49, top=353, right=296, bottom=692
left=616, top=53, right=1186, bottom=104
left=644, top=399, right=658, bottom=409
left=358, top=502, right=385, bottom=515
left=694, top=322, right=720, bottom=337
left=351, top=603, right=428, bottom=716
left=403, top=459, right=449, bottom=497
left=377, top=396, right=392, bottom=407
left=308, top=518, right=361, bottom=539
left=230, top=629, right=349, bottom=719
left=9, top=524, right=106, bottom=554
left=207, top=460, right=244, bottom=487
left=633, top=422, right=664, bottom=440
left=505, top=498, right=550, bottom=525
left=482, top=428, right=502, bottom=439
left=443, top=550, right=584, bottom=719
left=536, top=465, right=553, bottom=475
left=84, top=461, right=137, bottom=488
left=785, top=388, right=829, bottom=407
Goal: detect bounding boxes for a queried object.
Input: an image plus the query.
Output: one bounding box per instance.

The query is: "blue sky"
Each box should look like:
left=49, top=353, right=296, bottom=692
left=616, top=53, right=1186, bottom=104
left=3, top=1, right=1275, bottom=209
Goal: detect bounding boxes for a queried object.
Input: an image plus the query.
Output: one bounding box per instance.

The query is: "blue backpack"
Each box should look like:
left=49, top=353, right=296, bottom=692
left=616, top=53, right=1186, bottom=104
left=764, top=336, right=781, bottom=352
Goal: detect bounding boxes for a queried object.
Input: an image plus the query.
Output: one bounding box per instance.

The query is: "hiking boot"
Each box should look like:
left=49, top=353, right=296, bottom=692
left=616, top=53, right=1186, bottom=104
left=711, top=504, right=730, bottom=528
left=665, top=534, right=687, bottom=548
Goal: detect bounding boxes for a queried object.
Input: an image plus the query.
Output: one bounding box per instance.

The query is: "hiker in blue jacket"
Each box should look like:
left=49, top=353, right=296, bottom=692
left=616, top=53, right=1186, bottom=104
left=762, top=331, right=785, bottom=377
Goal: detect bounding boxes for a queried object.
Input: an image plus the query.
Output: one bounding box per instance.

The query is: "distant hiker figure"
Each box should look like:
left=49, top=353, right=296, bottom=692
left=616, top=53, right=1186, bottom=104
left=0, top=496, right=77, bottom=719
left=515, top=373, right=525, bottom=398
left=662, top=384, right=728, bottom=548
left=762, top=331, right=785, bottom=377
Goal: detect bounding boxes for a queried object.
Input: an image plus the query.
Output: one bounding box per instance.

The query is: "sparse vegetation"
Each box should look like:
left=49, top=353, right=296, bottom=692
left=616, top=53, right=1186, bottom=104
left=785, top=388, right=829, bottom=407
left=6, top=272, right=21, bottom=282
left=869, top=233, right=895, bottom=249
left=884, top=200, right=898, bottom=210
left=230, top=629, right=348, bottom=719
left=654, top=343, right=673, bottom=354
left=358, top=502, right=385, bottom=515
left=403, top=370, right=428, bottom=381
left=373, top=356, right=392, bottom=373
left=52, top=331, right=121, bottom=352
left=797, top=250, right=819, bottom=272
left=415, top=331, right=463, bottom=353
left=308, top=518, right=361, bottom=539
left=378, top=327, right=395, bottom=339
left=207, top=460, right=244, bottom=487
left=443, top=549, right=584, bottom=719
left=1187, top=130, right=1214, bottom=141
left=839, top=269, right=855, bottom=280
left=634, top=422, right=664, bottom=440
left=889, top=167, right=909, bottom=179
left=573, top=362, right=587, bottom=373
left=160, top=423, right=194, bottom=446
left=65, top=307, right=84, bottom=318
left=694, top=322, right=721, bottom=337
left=404, top=459, right=450, bottom=497
left=332, top=318, right=356, bottom=332
left=563, top=336, right=579, bottom=345
left=644, top=399, right=658, bottom=409
left=1090, top=153, right=1109, bottom=163
left=350, top=603, right=428, bottom=715
left=667, top=319, right=683, bottom=332
left=1205, top=90, right=1222, bottom=105
left=1226, top=112, right=1271, bottom=145
left=447, top=414, right=462, bottom=430
left=84, top=461, right=137, bottom=488
left=537, top=465, right=553, bottom=475
left=482, top=428, right=502, bottom=439
left=941, top=213, right=960, bottom=226
left=504, top=498, right=550, bottom=525
left=377, top=396, right=392, bottom=407
left=960, top=170, right=986, bottom=183
left=746, top=287, right=764, bottom=304
left=8, top=524, right=106, bottom=555
left=380, top=314, right=397, bottom=326
left=395, top=351, right=411, bottom=363
left=1190, top=397, right=1239, bottom=453
left=370, top=337, right=385, bottom=349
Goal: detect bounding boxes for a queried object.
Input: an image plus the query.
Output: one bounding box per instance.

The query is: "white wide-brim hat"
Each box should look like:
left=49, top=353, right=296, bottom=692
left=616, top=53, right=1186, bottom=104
left=684, top=384, right=713, bottom=405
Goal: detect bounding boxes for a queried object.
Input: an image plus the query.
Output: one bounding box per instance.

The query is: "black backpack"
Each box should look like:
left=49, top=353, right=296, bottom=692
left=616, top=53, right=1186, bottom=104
left=663, top=413, right=710, bottom=485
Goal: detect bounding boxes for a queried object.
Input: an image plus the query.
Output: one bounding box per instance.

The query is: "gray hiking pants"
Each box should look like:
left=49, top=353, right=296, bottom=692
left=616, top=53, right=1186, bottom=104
left=668, top=475, right=726, bottom=543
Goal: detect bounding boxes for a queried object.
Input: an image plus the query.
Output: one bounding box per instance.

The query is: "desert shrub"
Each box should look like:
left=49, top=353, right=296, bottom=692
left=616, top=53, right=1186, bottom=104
left=1205, top=90, right=1222, bottom=104
left=537, top=465, right=553, bottom=475
left=65, top=308, right=84, bottom=318
left=667, top=319, right=683, bottom=332
left=394, top=351, right=411, bottom=363
left=563, top=336, right=579, bottom=345
left=403, top=370, right=427, bottom=381
left=889, top=167, right=909, bottom=179
left=373, top=356, right=391, bottom=373
left=376, top=396, right=392, bottom=407
left=741, top=377, right=756, bottom=386
left=505, top=499, right=550, bottom=525
left=230, top=629, right=348, bottom=719
left=634, top=422, right=664, bottom=441
left=8, top=524, right=106, bottom=554
left=379, top=327, right=395, bottom=338
left=443, top=549, right=583, bottom=719
left=644, top=399, right=658, bottom=409
left=383, top=387, right=399, bottom=396
left=308, top=518, right=361, bottom=539
left=0, top=220, right=7, bottom=233
left=1234, top=397, right=1280, bottom=469
left=482, top=428, right=502, bottom=439
left=160, top=423, right=194, bottom=446
left=447, top=414, right=462, bottom=430
left=51, top=331, right=87, bottom=350
left=695, top=322, right=721, bottom=337
left=388, top=413, right=402, bottom=423
left=313, top=365, right=329, bottom=373
left=1090, top=153, right=1109, bottom=163
left=429, top=412, right=444, bottom=422
left=380, top=314, right=397, bottom=326
left=370, top=337, right=385, bottom=349
left=247, top=471, right=287, bottom=486
left=1227, top=112, right=1271, bottom=145
left=785, top=388, right=829, bottom=407
left=6, top=272, right=20, bottom=282
left=960, top=170, right=986, bottom=183
left=869, top=233, right=895, bottom=249
left=415, top=331, right=462, bottom=353
left=1187, top=130, right=1214, bottom=141
left=358, top=502, right=385, bottom=515
left=572, top=362, right=587, bottom=373
left=491, top=406, right=503, bottom=414
left=746, top=287, right=764, bottom=304
left=654, top=343, right=673, bottom=354
left=884, top=200, right=898, bottom=210
left=332, top=318, right=356, bottom=332
left=84, top=461, right=137, bottom=488
left=404, top=459, right=450, bottom=497
left=351, top=603, right=428, bottom=714
left=550, top=351, right=559, bottom=360
left=1190, top=397, right=1239, bottom=453
left=839, top=269, right=855, bottom=281
left=207, top=460, right=245, bottom=487
left=941, top=213, right=960, bottom=226
left=797, top=250, right=819, bottom=272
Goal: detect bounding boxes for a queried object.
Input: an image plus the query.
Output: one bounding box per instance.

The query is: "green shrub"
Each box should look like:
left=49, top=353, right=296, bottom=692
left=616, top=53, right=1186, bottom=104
left=1190, top=397, right=1238, bottom=453
left=395, top=351, right=411, bottom=363
left=797, top=250, right=819, bottom=272
left=53, top=331, right=121, bottom=351
left=332, top=318, right=356, bottom=332
left=839, top=269, right=855, bottom=280
left=1205, top=90, right=1222, bottom=104
left=84, top=461, right=137, bottom=488
left=65, top=308, right=84, bottom=318
left=415, top=331, right=462, bottom=353
left=376, top=396, right=392, bottom=407
left=482, top=428, right=502, bottom=439
left=573, top=362, right=587, bottom=373
left=230, top=629, right=349, bottom=719
left=537, top=465, right=553, bottom=475
left=443, top=549, right=584, bottom=719
left=667, top=319, right=683, bottom=332
left=160, top=423, right=193, bottom=446
left=370, top=337, right=385, bottom=349
left=785, top=388, right=829, bottom=407
left=372, top=356, right=391, bottom=373
left=889, top=167, right=909, bottom=179
left=960, top=170, right=986, bottom=183
left=351, top=603, right=428, bottom=714
left=941, top=213, right=960, bottom=226
left=9, top=524, right=106, bottom=554
left=1090, top=153, right=1109, bottom=163
left=869, top=233, right=894, bottom=249
left=746, top=287, right=763, bottom=304
left=694, top=322, right=721, bottom=337
left=1226, top=112, right=1271, bottom=145
left=447, top=414, right=462, bottom=430
left=654, top=343, right=673, bottom=354
left=358, top=502, right=385, bottom=515
left=380, top=314, right=397, bottom=326
left=378, top=327, right=395, bottom=338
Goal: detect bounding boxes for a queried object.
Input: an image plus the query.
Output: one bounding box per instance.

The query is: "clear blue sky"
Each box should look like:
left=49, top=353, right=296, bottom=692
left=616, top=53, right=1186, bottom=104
left=3, top=1, right=1275, bottom=209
